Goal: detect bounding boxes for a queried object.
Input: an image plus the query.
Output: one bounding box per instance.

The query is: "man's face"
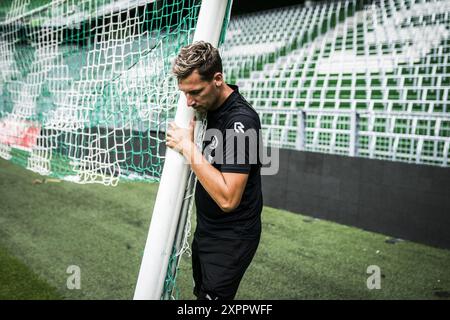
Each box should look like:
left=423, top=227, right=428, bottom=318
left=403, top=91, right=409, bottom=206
left=178, top=70, right=221, bottom=113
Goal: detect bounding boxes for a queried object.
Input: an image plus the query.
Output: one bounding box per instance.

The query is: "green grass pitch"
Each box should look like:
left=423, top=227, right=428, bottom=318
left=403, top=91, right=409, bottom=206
left=0, top=158, right=449, bottom=300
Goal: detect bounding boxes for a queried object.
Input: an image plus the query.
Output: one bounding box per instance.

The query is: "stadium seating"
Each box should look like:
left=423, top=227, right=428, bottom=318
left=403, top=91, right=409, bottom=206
left=222, top=0, right=450, bottom=166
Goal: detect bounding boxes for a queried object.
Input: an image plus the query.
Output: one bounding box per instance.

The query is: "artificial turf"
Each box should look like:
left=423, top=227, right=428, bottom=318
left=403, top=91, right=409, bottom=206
left=1, top=158, right=450, bottom=300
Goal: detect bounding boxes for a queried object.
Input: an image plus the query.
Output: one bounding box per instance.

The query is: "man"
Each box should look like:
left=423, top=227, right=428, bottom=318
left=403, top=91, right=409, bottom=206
left=166, top=41, right=263, bottom=300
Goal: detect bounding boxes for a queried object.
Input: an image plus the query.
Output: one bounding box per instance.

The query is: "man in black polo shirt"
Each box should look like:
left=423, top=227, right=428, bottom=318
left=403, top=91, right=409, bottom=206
left=166, top=41, right=262, bottom=300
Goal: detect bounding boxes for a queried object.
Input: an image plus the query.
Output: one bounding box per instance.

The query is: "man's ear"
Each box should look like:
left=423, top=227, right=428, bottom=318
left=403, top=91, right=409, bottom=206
left=213, top=72, right=224, bottom=87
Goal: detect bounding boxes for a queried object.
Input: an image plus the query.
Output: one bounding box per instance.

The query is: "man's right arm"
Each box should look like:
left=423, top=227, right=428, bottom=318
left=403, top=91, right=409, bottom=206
left=166, top=121, right=249, bottom=213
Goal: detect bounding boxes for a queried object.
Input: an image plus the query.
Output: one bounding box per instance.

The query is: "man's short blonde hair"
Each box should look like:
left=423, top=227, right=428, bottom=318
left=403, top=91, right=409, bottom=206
left=172, top=41, right=222, bottom=81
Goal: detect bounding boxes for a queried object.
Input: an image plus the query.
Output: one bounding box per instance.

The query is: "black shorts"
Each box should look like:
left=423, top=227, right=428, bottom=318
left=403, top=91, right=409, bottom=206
left=192, top=234, right=260, bottom=300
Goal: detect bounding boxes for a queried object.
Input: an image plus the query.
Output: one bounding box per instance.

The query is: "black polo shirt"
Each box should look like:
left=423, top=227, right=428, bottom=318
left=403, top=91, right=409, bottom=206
left=194, top=84, right=263, bottom=240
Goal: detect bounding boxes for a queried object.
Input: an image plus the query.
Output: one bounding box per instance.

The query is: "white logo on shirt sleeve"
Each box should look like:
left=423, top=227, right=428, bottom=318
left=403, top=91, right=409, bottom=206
left=234, top=122, right=245, bottom=133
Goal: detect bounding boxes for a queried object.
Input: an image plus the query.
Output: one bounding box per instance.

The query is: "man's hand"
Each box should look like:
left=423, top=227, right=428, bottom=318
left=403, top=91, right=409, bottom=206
left=166, top=119, right=195, bottom=156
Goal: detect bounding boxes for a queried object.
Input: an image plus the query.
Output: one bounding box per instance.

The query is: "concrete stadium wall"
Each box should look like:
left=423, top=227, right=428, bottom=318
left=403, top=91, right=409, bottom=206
left=262, top=149, right=450, bottom=249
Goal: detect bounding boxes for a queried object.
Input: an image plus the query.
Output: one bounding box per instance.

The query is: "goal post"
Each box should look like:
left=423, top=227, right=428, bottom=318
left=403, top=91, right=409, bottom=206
left=133, top=0, right=233, bottom=300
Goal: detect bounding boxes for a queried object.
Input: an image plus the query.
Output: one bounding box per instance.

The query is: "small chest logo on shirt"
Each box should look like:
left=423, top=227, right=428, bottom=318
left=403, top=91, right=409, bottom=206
left=234, top=122, right=245, bottom=133
left=208, top=135, right=218, bottom=150
left=206, top=135, right=218, bottom=164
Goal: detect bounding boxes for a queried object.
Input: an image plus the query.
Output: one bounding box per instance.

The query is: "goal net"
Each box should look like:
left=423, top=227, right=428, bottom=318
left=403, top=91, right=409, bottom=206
left=0, top=0, right=202, bottom=186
